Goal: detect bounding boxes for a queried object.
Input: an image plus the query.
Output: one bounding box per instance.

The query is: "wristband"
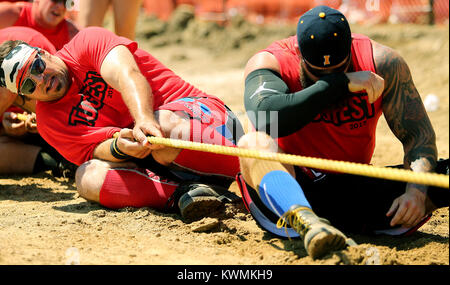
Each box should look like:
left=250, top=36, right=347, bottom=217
left=110, top=137, right=131, bottom=160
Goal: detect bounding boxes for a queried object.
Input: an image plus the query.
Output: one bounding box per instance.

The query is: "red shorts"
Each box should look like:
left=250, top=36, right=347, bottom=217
left=157, top=96, right=244, bottom=181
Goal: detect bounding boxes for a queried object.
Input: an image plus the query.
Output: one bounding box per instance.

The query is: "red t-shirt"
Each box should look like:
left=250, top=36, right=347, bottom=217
left=0, top=26, right=56, bottom=116
left=36, top=27, right=218, bottom=165
left=13, top=2, right=71, bottom=50
left=262, top=34, right=383, bottom=164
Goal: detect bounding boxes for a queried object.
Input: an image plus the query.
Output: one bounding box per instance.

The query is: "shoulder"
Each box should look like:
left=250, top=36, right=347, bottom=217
left=244, top=51, right=280, bottom=79
left=0, top=2, right=23, bottom=28
left=371, top=39, right=408, bottom=77
left=244, top=36, right=299, bottom=79
left=371, top=39, right=416, bottom=108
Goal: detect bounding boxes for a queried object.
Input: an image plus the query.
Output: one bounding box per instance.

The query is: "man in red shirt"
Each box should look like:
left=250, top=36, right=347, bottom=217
left=236, top=5, right=448, bottom=259
left=0, top=26, right=243, bottom=220
left=0, top=0, right=78, bottom=50
left=0, top=26, right=75, bottom=176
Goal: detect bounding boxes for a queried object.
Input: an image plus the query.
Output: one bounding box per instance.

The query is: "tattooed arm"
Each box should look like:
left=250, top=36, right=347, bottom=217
left=373, top=41, right=438, bottom=228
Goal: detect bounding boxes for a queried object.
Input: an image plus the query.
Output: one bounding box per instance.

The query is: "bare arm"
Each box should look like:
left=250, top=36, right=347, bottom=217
left=0, top=3, right=21, bottom=29
left=373, top=41, right=437, bottom=227
left=100, top=45, right=163, bottom=147
left=375, top=42, right=437, bottom=173
left=244, top=51, right=281, bottom=79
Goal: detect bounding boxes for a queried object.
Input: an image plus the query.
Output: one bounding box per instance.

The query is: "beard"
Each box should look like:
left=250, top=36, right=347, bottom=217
left=299, top=65, right=315, bottom=89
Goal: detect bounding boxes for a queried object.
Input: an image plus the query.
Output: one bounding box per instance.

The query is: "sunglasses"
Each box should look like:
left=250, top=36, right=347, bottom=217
left=19, top=54, right=46, bottom=95
left=302, top=57, right=351, bottom=78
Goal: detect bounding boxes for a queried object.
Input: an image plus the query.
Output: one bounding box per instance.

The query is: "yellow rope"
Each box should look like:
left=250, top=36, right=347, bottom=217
left=16, top=113, right=29, bottom=121
left=143, top=136, right=448, bottom=189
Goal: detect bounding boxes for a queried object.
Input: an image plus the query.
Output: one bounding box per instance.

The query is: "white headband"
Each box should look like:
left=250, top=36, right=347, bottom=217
left=0, top=44, right=38, bottom=93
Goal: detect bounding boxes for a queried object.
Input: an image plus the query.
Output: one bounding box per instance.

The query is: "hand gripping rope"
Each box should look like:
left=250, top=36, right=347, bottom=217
left=16, top=113, right=34, bottom=122
left=16, top=113, right=29, bottom=121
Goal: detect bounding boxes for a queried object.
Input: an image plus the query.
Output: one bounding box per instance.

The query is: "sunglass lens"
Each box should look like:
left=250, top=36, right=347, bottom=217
left=30, top=58, right=46, bottom=75
left=20, top=78, right=36, bottom=95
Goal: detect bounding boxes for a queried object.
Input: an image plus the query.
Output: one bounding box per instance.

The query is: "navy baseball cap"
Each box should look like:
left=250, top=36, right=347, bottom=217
left=297, top=6, right=352, bottom=68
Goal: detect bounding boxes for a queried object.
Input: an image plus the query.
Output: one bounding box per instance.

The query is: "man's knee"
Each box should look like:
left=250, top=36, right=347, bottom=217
left=75, top=159, right=111, bottom=202
left=75, top=159, right=138, bottom=202
left=151, top=110, right=188, bottom=165
left=155, top=109, right=190, bottom=140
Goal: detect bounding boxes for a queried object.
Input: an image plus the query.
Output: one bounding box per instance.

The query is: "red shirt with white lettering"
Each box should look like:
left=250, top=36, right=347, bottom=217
left=36, top=27, right=218, bottom=165
left=261, top=34, right=383, bottom=164
left=13, top=2, right=71, bottom=50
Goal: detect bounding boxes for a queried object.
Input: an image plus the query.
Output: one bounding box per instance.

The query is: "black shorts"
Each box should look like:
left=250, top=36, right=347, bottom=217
left=294, top=159, right=449, bottom=233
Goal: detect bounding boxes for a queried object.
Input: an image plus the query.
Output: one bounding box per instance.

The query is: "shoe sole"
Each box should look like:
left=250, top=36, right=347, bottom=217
left=306, top=229, right=348, bottom=259
left=179, top=196, right=223, bottom=222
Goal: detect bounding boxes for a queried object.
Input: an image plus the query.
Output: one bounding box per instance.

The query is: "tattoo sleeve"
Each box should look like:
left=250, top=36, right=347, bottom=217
left=374, top=42, right=437, bottom=179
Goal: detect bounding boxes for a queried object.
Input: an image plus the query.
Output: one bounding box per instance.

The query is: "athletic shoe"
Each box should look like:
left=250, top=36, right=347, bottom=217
left=168, top=182, right=240, bottom=221
left=277, top=205, right=356, bottom=259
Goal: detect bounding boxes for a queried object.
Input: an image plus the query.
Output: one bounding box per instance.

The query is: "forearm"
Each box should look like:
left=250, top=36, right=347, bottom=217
left=93, top=138, right=127, bottom=162
left=244, top=69, right=349, bottom=137
left=404, top=142, right=437, bottom=195
left=403, top=135, right=437, bottom=169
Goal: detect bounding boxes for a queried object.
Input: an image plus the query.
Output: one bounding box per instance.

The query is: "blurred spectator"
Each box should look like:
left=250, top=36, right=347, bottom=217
left=0, top=0, right=79, bottom=50
left=76, top=0, right=143, bottom=40
left=141, top=0, right=448, bottom=25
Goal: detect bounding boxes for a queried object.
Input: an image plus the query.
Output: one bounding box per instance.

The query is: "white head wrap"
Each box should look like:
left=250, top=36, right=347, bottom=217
left=0, top=44, right=38, bottom=94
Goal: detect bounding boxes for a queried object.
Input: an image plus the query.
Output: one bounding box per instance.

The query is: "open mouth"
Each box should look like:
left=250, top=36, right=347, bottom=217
left=51, top=11, right=61, bottom=17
